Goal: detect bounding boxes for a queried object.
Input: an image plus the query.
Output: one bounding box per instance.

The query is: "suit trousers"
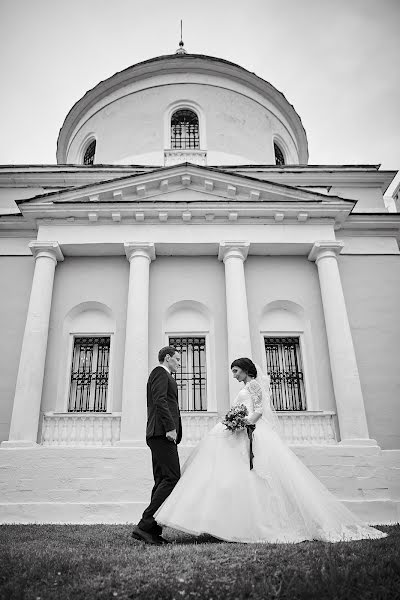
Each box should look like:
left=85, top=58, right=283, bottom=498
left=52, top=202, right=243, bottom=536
left=138, top=436, right=181, bottom=533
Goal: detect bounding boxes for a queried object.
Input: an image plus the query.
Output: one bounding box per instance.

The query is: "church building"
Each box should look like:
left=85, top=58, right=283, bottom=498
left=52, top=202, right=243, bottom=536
left=1, top=43, right=399, bottom=524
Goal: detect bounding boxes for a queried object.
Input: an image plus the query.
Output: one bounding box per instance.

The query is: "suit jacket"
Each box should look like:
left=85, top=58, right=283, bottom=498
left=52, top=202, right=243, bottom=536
left=146, top=365, right=182, bottom=444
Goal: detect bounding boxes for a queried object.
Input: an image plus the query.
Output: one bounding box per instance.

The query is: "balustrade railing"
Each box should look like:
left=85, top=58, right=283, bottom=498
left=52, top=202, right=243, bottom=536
left=41, top=411, right=337, bottom=447
left=164, top=149, right=207, bottom=166
left=180, top=412, right=219, bottom=445
left=278, top=411, right=337, bottom=445
left=42, top=413, right=121, bottom=447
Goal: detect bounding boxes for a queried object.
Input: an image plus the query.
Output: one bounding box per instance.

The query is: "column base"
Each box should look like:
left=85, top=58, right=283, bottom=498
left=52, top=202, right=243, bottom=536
left=339, top=438, right=379, bottom=447
left=114, top=440, right=147, bottom=448
left=1, top=440, right=39, bottom=448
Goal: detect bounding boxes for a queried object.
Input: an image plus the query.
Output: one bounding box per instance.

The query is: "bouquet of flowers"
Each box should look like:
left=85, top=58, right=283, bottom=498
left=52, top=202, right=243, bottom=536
left=222, top=403, right=249, bottom=432
left=222, top=403, right=256, bottom=470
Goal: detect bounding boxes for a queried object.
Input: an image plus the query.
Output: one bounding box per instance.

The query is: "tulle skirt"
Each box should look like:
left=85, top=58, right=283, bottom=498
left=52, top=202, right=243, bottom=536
left=155, top=419, right=387, bottom=543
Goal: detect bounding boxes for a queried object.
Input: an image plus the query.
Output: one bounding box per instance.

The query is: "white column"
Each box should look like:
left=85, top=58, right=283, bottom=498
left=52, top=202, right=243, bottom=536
left=2, top=241, right=63, bottom=447
left=117, top=242, right=155, bottom=446
left=308, top=241, right=376, bottom=446
left=218, top=242, right=252, bottom=404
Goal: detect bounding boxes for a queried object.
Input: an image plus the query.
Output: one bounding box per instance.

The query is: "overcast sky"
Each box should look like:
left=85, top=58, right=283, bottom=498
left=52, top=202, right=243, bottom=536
left=0, top=0, right=399, bottom=196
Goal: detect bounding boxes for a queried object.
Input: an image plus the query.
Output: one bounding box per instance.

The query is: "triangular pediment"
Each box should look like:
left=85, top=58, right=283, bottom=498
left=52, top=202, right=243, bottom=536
left=14, top=163, right=356, bottom=226
left=17, top=163, right=354, bottom=207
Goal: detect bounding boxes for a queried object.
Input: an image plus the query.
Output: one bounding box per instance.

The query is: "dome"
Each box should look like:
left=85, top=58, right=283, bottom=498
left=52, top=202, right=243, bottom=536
left=57, top=53, right=309, bottom=166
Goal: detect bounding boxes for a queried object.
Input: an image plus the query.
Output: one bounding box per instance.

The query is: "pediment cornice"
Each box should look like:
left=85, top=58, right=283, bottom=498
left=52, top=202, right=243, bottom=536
left=12, top=164, right=356, bottom=227
left=18, top=163, right=354, bottom=207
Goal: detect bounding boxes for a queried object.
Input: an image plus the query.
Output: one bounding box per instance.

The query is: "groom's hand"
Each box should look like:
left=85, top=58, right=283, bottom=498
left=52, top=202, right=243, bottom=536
left=166, top=429, right=177, bottom=443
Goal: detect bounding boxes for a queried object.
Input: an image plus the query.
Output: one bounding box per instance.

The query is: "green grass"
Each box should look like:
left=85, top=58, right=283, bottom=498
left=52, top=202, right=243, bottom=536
left=1, top=524, right=399, bottom=600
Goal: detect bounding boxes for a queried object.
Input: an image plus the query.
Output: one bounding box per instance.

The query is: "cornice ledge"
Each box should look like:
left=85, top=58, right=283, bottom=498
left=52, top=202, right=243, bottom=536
left=343, top=213, right=400, bottom=226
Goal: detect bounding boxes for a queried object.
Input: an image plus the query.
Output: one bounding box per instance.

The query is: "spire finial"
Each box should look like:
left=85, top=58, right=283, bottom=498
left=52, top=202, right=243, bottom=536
left=176, top=19, right=187, bottom=54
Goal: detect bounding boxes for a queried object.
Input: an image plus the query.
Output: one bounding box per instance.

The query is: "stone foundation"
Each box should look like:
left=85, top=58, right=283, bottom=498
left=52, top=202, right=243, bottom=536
left=0, top=445, right=399, bottom=525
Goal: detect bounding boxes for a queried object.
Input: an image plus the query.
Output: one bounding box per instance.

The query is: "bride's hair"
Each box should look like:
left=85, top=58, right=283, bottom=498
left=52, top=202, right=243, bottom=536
left=230, top=357, right=257, bottom=378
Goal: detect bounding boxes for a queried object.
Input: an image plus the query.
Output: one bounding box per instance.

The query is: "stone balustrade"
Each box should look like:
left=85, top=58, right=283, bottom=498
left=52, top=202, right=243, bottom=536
left=180, top=412, right=220, bottom=445
left=278, top=411, right=337, bottom=445
left=41, top=411, right=337, bottom=447
left=164, top=149, right=207, bottom=166
left=42, top=413, right=121, bottom=447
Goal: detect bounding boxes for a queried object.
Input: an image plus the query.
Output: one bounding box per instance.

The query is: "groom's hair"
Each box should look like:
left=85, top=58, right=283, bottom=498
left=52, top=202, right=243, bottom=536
left=158, top=346, right=177, bottom=363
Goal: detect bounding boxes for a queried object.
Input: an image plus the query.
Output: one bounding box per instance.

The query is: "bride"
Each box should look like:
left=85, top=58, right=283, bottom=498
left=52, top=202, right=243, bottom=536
left=155, top=357, right=386, bottom=543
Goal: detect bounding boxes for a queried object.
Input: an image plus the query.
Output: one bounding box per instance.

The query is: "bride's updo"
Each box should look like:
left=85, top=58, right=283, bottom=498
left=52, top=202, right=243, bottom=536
left=230, top=357, right=258, bottom=378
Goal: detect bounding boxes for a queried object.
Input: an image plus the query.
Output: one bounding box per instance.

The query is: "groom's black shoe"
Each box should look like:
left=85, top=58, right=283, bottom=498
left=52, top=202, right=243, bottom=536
left=131, top=524, right=162, bottom=545
left=157, top=536, right=170, bottom=544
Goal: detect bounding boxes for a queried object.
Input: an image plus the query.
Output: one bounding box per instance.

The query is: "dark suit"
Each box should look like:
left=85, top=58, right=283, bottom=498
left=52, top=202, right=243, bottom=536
left=138, top=365, right=182, bottom=534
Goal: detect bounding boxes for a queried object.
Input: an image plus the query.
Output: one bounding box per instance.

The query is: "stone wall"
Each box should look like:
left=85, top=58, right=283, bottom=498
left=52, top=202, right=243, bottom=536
left=0, top=256, right=34, bottom=442
left=339, top=255, right=400, bottom=449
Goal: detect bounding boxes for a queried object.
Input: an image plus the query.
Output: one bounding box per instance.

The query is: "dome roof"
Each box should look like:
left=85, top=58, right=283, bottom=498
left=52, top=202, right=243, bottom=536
left=57, top=53, right=309, bottom=165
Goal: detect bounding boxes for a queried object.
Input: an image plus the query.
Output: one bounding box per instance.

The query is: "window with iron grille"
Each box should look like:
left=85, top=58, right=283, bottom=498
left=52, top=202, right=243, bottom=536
left=274, top=142, right=285, bottom=166
left=171, top=109, right=200, bottom=149
left=83, top=140, right=96, bottom=165
left=264, top=337, right=306, bottom=410
left=68, top=336, right=110, bottom=412
left=169, top=336, right=207, bottom=411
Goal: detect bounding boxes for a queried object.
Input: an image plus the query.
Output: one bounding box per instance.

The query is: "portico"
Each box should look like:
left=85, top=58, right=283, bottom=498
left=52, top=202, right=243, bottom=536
left=0, top=164, right=377, bottom=451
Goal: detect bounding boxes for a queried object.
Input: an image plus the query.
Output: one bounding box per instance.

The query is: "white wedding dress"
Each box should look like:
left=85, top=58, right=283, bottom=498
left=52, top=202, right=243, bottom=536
left=155, top=379, right=387, bottom=543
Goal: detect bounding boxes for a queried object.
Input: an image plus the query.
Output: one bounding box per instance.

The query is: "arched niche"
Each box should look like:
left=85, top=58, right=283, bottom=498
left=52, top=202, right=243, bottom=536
left=260, top=300, right=305, bottom=332
left=64, top=301, right=116, bottom=334
left=163, top=300, right=216, bottom=411
left=55, top=302, right=116, bottom=412
left=164, top=99, right=207, bottom=151
left=164, top=300, right=211, bottom=333
left=259, top=300, right=318, bottom=410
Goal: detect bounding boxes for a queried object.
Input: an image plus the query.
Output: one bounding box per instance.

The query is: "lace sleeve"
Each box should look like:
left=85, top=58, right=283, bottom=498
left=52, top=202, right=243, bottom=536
left=247, top=380, right=263, bottom=414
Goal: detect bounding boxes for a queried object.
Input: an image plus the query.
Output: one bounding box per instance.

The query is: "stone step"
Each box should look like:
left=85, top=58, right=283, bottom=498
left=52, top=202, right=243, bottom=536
left=0, top=446, right=398, bottom=524
left=1, top=499, right=398, bottom=526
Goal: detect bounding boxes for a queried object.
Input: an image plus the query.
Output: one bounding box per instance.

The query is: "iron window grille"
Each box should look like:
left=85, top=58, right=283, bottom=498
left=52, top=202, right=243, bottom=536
left=171, top=109, right=200, bottom=150
left=68, top=336, right=110, bottom=412
left=274, top=142, right=285, bottom=166
left=83, top=140, right=96, bottom=165
left=169, top=336, right=207, bottom=411
left=264, top=337, right=306, bottom=410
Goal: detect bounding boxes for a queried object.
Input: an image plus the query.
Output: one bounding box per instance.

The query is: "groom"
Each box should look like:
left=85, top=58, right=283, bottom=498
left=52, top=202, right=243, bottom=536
left=132, top=346, right=182, bottom=545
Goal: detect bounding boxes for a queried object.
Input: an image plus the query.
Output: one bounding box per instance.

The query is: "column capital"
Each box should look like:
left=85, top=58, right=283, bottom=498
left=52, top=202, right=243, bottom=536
left=308, top=241, right=344, bottom=263
left=124, top=242, right=156, bottom=262
left=29, top=241, right=64, bottom=262
left=218, top=241, right=250, bottom=263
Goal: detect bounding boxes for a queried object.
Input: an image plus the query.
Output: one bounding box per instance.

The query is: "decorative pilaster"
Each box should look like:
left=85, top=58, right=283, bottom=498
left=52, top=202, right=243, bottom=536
left=308, top=241, right=376, bottom=446
left=2, top=241, right=63, bottom=447
left=117, top=242, right=155, bottom=446
left=218, top=242, right=252, bottom=404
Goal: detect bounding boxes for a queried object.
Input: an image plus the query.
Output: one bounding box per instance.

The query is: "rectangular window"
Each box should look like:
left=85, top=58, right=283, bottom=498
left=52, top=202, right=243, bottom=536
left=169, top=336, right=207, bottom=411
left=68, top=336, right=110, bottom=412
left=264, top=336, right=306, bottom=411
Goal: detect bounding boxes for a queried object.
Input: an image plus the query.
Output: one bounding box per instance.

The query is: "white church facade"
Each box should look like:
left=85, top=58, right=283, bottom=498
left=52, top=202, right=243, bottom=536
left=0, top=48, right=399, bottom=524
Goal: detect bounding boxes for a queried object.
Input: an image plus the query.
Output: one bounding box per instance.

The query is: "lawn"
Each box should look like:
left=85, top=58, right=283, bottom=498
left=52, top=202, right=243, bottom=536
left=1, top=524, right=399, bottom=600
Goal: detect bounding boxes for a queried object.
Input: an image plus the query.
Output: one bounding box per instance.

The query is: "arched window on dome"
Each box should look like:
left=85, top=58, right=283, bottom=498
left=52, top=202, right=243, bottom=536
left=83, top=139, right=96, bottom=165
left=274, top=142, right=285, bottom=166
left=171, top=109, right=200, bottom=150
